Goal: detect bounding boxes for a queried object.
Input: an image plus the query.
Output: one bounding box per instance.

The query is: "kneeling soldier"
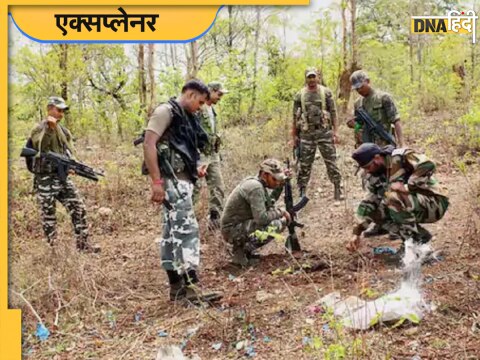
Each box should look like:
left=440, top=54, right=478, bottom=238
left=221, top=159, right=291, bottom=267
left=347, top=143, right=449, bottom=252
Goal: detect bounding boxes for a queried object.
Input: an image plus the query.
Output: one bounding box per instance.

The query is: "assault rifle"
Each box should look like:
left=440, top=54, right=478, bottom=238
left=284, top=159, right=309, bottom=251
left=20, top=148, right=104, bottom=182
left=355, top=108, right=396, bottom=146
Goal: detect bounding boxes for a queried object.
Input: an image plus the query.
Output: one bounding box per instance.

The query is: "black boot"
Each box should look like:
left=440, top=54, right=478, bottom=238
left=333, top=181, right=343, bottom=200
left=167, top=270, right=186, bottom=301
left=415, top=225, right=433, bottom=244
left=208, top=211, right=221, bottom=230
left=363, top=223, right=389, bottom=238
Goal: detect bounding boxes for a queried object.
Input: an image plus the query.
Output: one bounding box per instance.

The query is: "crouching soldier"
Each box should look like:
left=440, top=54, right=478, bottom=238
left=347, top=143, right=449, bottom=252
left=221, top=159, right=291, bottom=267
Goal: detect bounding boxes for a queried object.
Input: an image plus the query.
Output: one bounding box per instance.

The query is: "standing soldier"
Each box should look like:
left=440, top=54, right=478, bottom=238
left=143, top=80, right=222, bottom=303
left=291, top=68, right=343, bottom=200
left=194, top=81, right=228, bottom=229
left=30, top=96, right=99, bottom=253
left=348, top=70, right=405, bottom=148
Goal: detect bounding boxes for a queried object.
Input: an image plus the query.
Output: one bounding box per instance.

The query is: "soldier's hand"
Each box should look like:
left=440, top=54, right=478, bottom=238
left=288, top=137, right=298, bottom=148
left=333, top=132, right=340, bottom=145
left=68, top=169, right=76, bottom=176
left=346, top=117, right=356, bottom=129
left=197, top=164, right=208, bottom=178
left=346, top=235, right=361, bottom=252
left=390, top=182, right=409, bottom=194
left=282, top=211, right=292, bottom=224
left=46, top=116, right=58, bottom=128
left=151, top=183, right=165, bottom=203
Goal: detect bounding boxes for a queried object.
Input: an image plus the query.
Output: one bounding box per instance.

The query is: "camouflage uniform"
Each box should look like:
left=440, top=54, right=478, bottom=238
left=146, top=101, right=204, bottom=276
left=353, top=146, right=449, bottom=242
left=294, top=81, right=342, bottom=192
left=160, top=178, right=200, bottom=273
left=351, top=71, right=400, bottom=147
left=193, top=103, right=225, bottom=219
left=30, top=98, right=89, bottom=247
left=221, top=176, right=285, bottom=254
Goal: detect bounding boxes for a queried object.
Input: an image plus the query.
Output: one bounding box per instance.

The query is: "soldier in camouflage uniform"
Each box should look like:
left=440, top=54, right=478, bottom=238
left=143, top=80, right=222, bottom=303
left=347, top=70, right=405, bottom=148
left=221, top=159, right=291, bottom=267
left=193, top=81, right=228, bottom=229
left=30, top=96, right=99, bottom=252
left=348, top=70, right=406, bottom=237
left=292, top=68, right=343, bottom=200
left=347, top=143, right=449, bottom=252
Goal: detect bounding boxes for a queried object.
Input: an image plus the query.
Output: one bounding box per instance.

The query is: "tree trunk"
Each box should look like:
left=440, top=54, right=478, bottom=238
left=138, top=44, right=147, bottom=117
left=185, top=41, right=199, bottom=80
left=147, top=44, right=156, bottom=116
left=350, top=0, right=357, bottom=70
left=248, top=7, right=261, bottom=118
left=341, top=0, right=347, bottom=70
left=58, top=44, right=71, bottom=127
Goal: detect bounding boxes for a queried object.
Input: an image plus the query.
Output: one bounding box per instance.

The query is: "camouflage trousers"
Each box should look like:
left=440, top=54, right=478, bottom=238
left=34, top=174, right=88, bottom=244
left=193, top=153, right=225, bottom=217
left=222, top=219, right=283, bottom=254
left=358, top=191, right=449, bottom=241
left=160, top=179, right=200, bottom=274
left=297, top=130, right=342, bottom=189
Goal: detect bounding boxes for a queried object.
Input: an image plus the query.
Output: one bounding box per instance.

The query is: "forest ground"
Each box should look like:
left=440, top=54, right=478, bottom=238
left=9, top=112, right=480, bottom=359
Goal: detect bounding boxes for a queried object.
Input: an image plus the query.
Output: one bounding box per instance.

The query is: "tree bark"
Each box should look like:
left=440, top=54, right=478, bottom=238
left=138, top=44, right=147, bottom=116
left=147, top=44, right=156, bottom=116
left=58, top=44, right=71, bottom=127
left=248, top=7, right=262, bottom=117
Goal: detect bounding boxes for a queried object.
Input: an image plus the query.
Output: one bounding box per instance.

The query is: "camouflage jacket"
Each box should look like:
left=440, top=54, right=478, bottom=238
left=353, top=88, right=400, bottom=144
left=221, top=176, right=284, bottom=229
left=198, top=104, right=220, bottom=155
left=355, top=148, right=447, bottom=233
left=30, top=120, right=74, bottom=155
left=293, top=85, right=337, bottom=134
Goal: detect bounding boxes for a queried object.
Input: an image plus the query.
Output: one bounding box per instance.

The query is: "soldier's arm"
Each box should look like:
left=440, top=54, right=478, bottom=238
left=382, top=93, right=404, bottom=147
left=292, top=93, right=301, bottom=139
left=247, top=187, right=284, bottom=227
left=405, top=152, right=436, bottom=191
left=353, top=193, right=379, bottom=235
left=326, top=88, right=338, bottom=132
left=30, top=121, right=48, bottom=150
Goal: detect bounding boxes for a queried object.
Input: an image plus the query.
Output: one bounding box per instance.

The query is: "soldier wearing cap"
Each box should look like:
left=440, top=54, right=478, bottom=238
left=347, top=143, right=449, bottom=253
left=292, top=68, right=343, bottom=200
left=193, top=81, right=229, bottom=229
left=221, top=158, right=292, bottom=267
left=348, top=70, right=405, bottom=148
left=29, top=96, right=99, bottom=252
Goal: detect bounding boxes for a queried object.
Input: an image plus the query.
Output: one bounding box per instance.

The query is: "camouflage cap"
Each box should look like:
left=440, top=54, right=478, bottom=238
left=260, top=158, right=287, bottom=181
left=208, top=81, right=229, bottom=94
left=350, top=70, right=369, bottom=90
left=305, top=67, right=318, bottom=77
left=47, top=96, right=69, bottom=110
left=352, top=143, right=382, bottom=167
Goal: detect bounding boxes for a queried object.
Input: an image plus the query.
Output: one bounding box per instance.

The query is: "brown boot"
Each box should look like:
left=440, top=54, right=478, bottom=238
left=231, top=246, right=249, bottom=267
left=77, top=239, right=101, bottom=253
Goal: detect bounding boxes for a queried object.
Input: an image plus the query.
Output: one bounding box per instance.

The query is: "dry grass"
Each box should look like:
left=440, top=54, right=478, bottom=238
left=8, top=114, right=480, bottom=359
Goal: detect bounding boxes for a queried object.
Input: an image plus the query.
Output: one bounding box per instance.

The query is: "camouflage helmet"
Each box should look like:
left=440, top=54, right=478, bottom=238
left=260, top=158, right=287, bottom=181
left=47, top=96, right=69, bottom=110
left=352, top=143, right=382, bottom=167
left=208, top=81, right=229, bottom=94
left=305, top=67, right=318, bottom=78
left=350, top=70, right=369, bottom=90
